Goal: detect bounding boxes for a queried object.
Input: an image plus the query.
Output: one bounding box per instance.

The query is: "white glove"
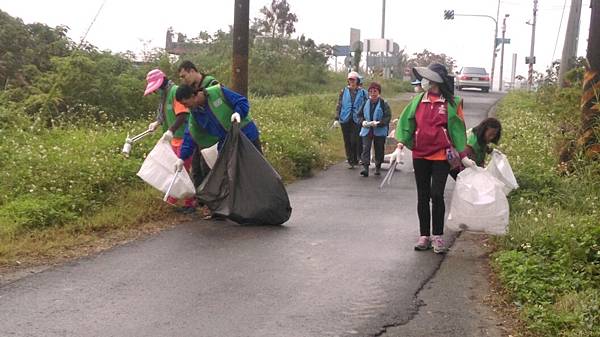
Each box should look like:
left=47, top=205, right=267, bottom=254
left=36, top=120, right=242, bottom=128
left=396, top=142, right=405, bottom=150
left=370, top=121, right=379, bottom=127
left=160, top=130, right=173, bottom=143
left=362, top=121, right=369, bottom=127
left=148, top=121, right=160, bottom=132
left=231, top=112, right=241, bottom=123
left=461, top=157, right=476, bottom=168
left=174, top=158, right=184, bottom=172
left=332, top=120, right=340, bottom=128
left=389, top=148, right=401, bottom=163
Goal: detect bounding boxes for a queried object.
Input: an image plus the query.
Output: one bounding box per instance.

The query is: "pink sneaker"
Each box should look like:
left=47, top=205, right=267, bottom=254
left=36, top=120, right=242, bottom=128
left=414, top=236, right=431, bottom=251
left=432, top=235, right=448, bottom=254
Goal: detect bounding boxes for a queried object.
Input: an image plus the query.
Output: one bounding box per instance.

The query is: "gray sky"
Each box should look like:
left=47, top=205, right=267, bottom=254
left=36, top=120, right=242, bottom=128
left=0, top=0, right=592, bottom=85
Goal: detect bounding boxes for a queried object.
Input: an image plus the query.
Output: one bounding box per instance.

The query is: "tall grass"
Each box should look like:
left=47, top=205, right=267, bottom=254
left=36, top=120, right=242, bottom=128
left=0, top=94, right=344, bottom=265
left=493, top=89, right=600, bottom=337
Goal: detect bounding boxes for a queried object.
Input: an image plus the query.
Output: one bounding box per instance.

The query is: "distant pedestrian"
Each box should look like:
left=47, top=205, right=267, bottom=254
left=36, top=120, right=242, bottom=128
left=358, top=82, right=391, bottom=177
left=334, top=71, right=368, bottom=168
left=395, top=63, right=467, bottom=253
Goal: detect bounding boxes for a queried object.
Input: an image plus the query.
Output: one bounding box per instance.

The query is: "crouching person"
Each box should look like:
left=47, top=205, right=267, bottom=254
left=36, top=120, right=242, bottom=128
left=174, top=83, right=262, bottom=170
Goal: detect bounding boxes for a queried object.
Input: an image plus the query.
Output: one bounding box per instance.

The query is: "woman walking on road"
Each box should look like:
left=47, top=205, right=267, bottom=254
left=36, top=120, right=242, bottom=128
left=334, top=71, right=369, bottom=168
left=394, top=63, right=468, bottom=253
left=358, top=82, right=391, bottom=177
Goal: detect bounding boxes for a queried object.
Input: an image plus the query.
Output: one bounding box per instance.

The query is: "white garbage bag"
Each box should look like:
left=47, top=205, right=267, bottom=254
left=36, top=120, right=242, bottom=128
left=396, top=147, right=413, bottom=173
left=486, top=150, right=519, bottom=195
left=447, top=167, right=509, bottom=235
left=201, top=143, right=218, bottom=169
left=137, top=140, right=196, bottom=200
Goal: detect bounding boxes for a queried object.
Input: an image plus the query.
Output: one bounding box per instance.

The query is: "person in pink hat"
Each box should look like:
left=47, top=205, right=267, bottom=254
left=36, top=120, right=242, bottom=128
left=144, top=69, right=197, bottom=213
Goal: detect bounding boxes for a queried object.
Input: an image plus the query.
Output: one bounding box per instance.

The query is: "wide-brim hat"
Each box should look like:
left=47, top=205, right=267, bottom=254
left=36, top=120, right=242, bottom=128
left=412, top=67, right=444, bottom=84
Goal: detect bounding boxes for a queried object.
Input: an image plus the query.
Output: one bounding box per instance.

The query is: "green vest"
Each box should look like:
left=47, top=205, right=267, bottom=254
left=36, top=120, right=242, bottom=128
left=466, top=128, right=486, bottom=164
left=200, top=75, right=218, bottom=89
left=161, top=84, right=186, bottom=138
left=204, top=84, right=252, bottom=131
left=395, top=93, right=467, bottom=152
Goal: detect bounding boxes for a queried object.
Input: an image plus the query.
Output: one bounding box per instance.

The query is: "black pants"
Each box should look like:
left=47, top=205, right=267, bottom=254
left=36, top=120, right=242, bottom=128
left=413, top=159, right=450, bottom=236
left=361, top=136, right=386, bottom=169
left=341, top=120, right=361, bottom=165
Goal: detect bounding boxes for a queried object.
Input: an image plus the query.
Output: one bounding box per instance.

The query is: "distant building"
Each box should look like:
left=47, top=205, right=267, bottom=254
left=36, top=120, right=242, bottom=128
left=165, top=28, right=203, bottom=55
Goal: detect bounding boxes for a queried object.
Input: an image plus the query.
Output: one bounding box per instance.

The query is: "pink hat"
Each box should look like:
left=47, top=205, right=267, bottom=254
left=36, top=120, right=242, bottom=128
left=144, top=69, right=166, bottom=96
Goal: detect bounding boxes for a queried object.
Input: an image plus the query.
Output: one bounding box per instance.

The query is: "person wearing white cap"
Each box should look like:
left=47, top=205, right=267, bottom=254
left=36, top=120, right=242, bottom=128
left=143, top=69, right=196, bottom=213
left=334, top=71, right=369, bottom=168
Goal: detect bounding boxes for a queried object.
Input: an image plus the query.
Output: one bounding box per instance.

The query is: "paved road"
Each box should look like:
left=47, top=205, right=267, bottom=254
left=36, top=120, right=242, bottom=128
left=0, top=91, right=504, bottom=337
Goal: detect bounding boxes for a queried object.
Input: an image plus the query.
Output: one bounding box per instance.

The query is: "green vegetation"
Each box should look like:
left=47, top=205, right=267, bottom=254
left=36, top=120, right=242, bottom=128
left=493, top=87, right=600, bottom=337
left=0, top=94, right=343, bottom=265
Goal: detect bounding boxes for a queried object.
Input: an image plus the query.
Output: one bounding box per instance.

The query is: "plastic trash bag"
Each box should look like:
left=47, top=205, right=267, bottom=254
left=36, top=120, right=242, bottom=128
left=201, top=143, right=218, bottom=169
left=485, top=150, right=519, bottom=195
left=137, top=140, right=196, bottom=200
left=447, top=167, right=509, bottom=235
left=396, top=147, right=414, bottom=173
left=197, top=124, right=292, bottom=225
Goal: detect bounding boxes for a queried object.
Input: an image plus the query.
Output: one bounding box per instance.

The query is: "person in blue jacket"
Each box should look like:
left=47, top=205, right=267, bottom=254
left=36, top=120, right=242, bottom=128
left=358, top=82, right=392, bottom=177
left=334, top=71, right=368, bottom=168
left=173, top=83, right=261, bottom=172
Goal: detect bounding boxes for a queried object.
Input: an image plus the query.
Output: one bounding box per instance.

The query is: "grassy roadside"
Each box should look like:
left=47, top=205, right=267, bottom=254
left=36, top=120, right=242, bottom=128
left=0, top=94, right=346, bottom=268
left=492, top=89, right=600, bottom=337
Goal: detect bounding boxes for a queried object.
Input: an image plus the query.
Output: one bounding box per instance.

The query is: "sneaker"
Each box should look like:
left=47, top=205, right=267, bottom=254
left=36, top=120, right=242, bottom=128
left=347, top=162, right=355, bottom=169
left=374, top=167, right=381, bottom=175
left=414, top=236, right=431, bottom=251
left=198, top=205, right=212, bottom=220
left=360, top=168, right=369, bottom=177
left=432, top=235, right=448, bottom=254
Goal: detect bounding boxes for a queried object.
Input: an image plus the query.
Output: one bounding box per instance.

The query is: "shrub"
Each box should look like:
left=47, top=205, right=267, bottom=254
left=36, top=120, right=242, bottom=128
left=493, top=90, right=600, bottom=337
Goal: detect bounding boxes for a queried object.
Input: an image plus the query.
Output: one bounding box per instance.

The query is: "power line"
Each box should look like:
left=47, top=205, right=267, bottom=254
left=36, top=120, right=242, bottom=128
left=552, top=0, right=568, bottom=61
left=77, top=0, right=107, bottom=49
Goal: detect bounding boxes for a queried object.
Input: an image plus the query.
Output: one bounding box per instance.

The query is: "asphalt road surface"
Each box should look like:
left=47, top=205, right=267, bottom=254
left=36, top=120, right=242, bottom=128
left=0, top=90, right=504, bottom=337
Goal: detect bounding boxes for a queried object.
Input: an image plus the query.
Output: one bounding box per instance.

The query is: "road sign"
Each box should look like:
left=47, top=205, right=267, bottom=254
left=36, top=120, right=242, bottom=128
left=332, top=45, right=351, bottom=57
left=525, top=56, right=536, bottom=64
left=495, top=38, right=511, bottom=47
left=444, top=10, right=455, bottom=20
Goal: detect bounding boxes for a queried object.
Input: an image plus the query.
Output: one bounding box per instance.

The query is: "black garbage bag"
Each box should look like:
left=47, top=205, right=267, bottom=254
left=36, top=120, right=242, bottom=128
left=197, top=124, right=292, bottom=225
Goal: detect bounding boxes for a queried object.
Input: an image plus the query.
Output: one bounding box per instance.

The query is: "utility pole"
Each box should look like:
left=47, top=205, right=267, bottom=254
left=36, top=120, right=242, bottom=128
left=381, top=0, right=387, bottom=78
left=527, top=0, right=538, bottom=90
left=232, top=0, right=249, bottom=96
left=381, top=0, right=386, bottom=38
left=558, top=0, right=582, bottom=87
left=511, top=53, right=517, bottom=89
left=499, top=14, right=509, bottom=91
left=580, top=0, right=600, bottom=154
left=490, top=0, right=500, bottom=91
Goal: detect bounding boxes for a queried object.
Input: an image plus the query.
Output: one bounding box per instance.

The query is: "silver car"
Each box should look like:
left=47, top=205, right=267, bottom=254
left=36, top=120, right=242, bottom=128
left=456, top=67, right=490, bottom=92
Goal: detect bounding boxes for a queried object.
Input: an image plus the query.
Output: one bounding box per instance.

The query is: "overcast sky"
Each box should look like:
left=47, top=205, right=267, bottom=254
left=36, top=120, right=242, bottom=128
left=0, top=0, right=592, bottom=85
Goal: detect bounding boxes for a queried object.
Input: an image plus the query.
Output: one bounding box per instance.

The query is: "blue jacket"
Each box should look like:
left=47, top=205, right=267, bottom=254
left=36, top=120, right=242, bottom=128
left=180, top=86, right=259, bottom=160
left=338, top=87, right=368, bottom=124
left=359, top=98, right=391, bottom=137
